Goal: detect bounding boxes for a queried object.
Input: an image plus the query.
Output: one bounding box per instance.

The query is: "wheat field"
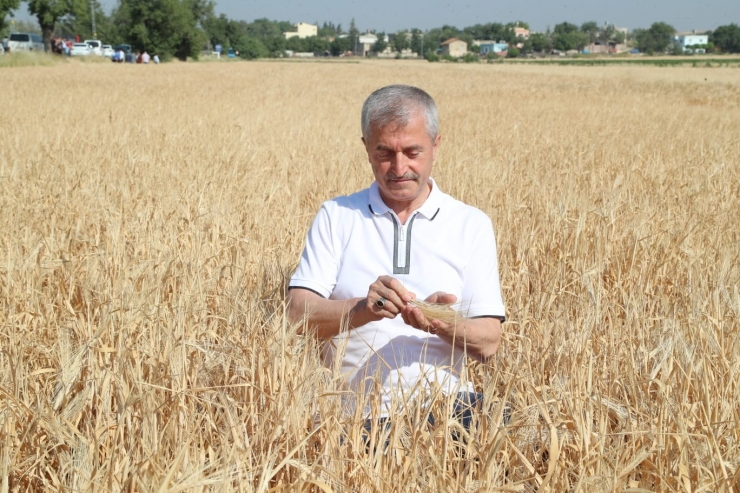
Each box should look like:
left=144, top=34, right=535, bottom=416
left=1, top=58, right=739, bottom=492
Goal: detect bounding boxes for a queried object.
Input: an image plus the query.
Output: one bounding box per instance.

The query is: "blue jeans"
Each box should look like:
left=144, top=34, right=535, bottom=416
left=362, top=392, right=510, bottom=450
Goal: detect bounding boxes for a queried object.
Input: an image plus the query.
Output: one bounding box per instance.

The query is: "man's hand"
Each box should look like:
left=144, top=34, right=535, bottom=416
left=401, top=291, right=457, bottom=333
left=364, top=275, right=416, bottom=321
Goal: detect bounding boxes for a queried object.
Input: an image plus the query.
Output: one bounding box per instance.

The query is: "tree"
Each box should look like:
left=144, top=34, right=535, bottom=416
left=330, top=35, right=351, bottom=56
left=348, top=17, right=358, bottom=53
left=113, top=0, right=209, bottom=60
left=203, top=12, right=230, bottom=47
left=1, top=0, right=20, bottom=34
left=372, top=31, right=387, bottom=53
left=581, top=21, right=599, bottom=44
left=58, top=0, right=114, bottom=42
left=233, top=35, right=267, bottom=59
left=635, top=22, right=675, bottom=54
left=553, top=22, right=588, bottom=51
left=553, top=23, right=588, bottom=52
left=390, top=30, right=409, bottom=53
left=506, top=46, right=519, bottom=58
left=529, top=32, right=549, bottom=52
left=711, top=24, right=740, bottom=53
left=410, top=29, right=422, bottom=55
left=27, top=0, right=75, bottom=51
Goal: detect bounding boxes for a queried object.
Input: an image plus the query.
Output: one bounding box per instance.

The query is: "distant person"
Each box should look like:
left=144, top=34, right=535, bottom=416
left=153, top=54, right=160, bottom=64
left=141, top=51, right=150, bottom=64
left=2, top=37, right=8, bottom=54
left=136, top=51, right=142, bottom=64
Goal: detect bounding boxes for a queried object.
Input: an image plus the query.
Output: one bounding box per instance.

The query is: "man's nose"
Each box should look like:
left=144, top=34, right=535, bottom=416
left=389, top=152, right=409, bottom=175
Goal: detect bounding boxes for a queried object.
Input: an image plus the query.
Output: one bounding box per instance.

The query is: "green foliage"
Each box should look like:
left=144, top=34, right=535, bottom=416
left=372, top=31, right=387, bottom=53
left=285, top=35, right=328, bottom=54
left=711, top=24, right=740, bottom=53
left=580, top=21, right=599, bottom=43
left=529, top=32, right=549, bottom=53
left=484, top=51, right=499, bottom=61
left=635, top=22, right=675, bottom=54
left=233, top=35, right=267, bottom=59
left=347, top=18, right=358, bottom=52
left=389, top=30, right=409, bottom=53
left=317, top=21, right=340, bottom=38
left=461, top=52, right=478, bottom=63
left=462, top=22, right=514, bottom=44
left=1, top=0, right=20, bottom=34
left=113, top=0, right=211, bottom=61
left=409, top=29, right=422, bottom=55
left=506, top=46, right=520, bottom=58
left=57, top=0, right=114, bottom=42
left=553, top=22, right=588, bottom=52
left=425, top=50, right=439, bottom=62
left=330, top=35, right=351, bottom=56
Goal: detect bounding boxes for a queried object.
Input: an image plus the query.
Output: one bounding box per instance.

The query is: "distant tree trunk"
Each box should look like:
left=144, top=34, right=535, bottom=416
left=41, top=21, right=54, bottom=51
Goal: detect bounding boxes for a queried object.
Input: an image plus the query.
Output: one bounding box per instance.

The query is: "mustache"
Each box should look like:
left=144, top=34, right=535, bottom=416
left=387, top=172, right=419, bottom=180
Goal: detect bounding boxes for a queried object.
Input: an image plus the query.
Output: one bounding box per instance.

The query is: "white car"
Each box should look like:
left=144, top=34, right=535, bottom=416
left=70, top=43, right=91, bottom=56
left=101, top=44, right=114, bottom=57
left=84, top=39, right=103, bottom=56
left=8, top=32, right=45, bottom=52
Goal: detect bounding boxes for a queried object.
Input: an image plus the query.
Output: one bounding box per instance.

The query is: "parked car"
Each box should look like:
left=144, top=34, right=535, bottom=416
left=101, top=44, right=114, bottom=57
left=70, top=43, right=91, bottom=56
left=7, top=32, right=44, bottom=52
left=84, top=39, right=103, bottom=56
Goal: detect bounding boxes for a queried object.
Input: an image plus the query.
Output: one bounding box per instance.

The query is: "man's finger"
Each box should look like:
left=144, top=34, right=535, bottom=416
left=383, top=277, right=415, bottom=303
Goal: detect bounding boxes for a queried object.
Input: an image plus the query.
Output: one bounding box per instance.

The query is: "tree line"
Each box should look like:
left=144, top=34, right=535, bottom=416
left=2, top=0, right=740, bottom=60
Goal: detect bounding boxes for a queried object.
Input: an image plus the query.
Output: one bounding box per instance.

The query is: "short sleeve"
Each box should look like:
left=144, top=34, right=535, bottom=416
left=289, top=204, right=339, bottom=298
left=460, top=214, right=506, bottom=320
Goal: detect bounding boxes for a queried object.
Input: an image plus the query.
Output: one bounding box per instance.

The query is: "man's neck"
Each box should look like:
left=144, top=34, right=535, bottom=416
left=381, top=182, right=432, bottom=224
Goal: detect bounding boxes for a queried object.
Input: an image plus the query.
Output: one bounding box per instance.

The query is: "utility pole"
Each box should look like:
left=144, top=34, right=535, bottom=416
left=91, top=0, right=97, bottom=38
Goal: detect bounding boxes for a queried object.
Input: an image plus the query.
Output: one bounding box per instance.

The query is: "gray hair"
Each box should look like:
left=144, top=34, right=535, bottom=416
left=361, top=85, right=438, bottom=142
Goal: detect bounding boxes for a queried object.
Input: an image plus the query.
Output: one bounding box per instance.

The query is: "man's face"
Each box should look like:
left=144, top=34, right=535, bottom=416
left=363, top=111, right=441, bottom=211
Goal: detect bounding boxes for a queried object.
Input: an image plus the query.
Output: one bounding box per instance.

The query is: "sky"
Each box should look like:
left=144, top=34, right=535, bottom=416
left=12, top=0, right=740, bottom=33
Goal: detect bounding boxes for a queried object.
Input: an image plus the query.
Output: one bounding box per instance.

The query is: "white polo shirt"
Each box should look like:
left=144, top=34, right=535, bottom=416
left=290, top=179, right=506, bottom=415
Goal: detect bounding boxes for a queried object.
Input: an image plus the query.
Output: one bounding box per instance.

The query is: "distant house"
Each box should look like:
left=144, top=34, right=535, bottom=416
left=284, top=22, right=318, bottom=40
left=584, top=41, right=627, bottom=54
left=514, top=26, right=530, bottom=39
left=673, top=32, right=709, bottom=52
left=354, top=33, right=378, bottom=56
left=479, top=42, right=509, bottom=56
left=440, top=38, right=467, bottom=58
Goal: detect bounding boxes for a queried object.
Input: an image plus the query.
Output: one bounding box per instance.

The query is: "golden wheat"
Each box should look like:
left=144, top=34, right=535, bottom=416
left=0, top=58, right=738, bottom=492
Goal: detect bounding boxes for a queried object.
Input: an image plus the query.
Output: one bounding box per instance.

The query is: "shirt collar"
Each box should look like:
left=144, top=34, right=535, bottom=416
left=368, top=178, right=443, bottom=220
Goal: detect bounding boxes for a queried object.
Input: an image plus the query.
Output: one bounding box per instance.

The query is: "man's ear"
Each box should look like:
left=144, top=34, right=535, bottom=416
left=432, top=134, right=441, bottom=160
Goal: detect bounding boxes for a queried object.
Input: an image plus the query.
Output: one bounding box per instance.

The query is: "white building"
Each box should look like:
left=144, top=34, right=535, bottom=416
left=284, top=23, right=318, bottom=40
left=674, top=32, right=709, bottom=52
left=354, top=33, right=378, bottom=56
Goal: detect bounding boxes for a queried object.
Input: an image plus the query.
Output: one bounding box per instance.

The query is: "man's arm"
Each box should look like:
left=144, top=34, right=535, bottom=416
left=433, top=316, right=502, bottom=363
left=287, top=276, right=419, bottom=339
left=286, top=288, right=365, bottom=339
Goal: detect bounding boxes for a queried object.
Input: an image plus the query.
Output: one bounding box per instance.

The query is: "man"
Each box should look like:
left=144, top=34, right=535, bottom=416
left=287, top=85, right=506, bottom=420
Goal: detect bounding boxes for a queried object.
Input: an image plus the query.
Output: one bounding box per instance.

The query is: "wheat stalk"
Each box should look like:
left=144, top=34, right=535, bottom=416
left=408, top=299, right=463, bottom=325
